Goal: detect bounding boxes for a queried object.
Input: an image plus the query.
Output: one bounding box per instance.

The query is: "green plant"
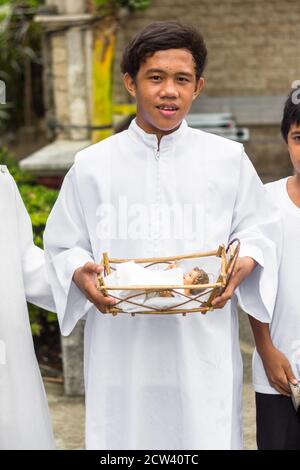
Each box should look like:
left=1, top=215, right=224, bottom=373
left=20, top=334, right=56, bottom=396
left=0, top=146, right=58, bottom=335
left=92, top=0, right=150, bottom=12
left=0, top=1, right=45, bottom=132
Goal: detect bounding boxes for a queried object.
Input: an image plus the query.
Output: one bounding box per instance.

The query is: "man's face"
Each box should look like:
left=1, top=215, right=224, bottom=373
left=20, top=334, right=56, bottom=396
left=287, top=123, right=300, bottom=174
left=123, top=49, right=204, bottom=139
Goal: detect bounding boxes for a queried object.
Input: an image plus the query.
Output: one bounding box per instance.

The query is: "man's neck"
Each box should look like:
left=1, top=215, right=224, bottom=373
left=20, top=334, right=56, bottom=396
left=291, top=173, right=300, bottom=189
left=135, top=118, right=182, bottom=146
left=287, top=174, right=300, bottom=208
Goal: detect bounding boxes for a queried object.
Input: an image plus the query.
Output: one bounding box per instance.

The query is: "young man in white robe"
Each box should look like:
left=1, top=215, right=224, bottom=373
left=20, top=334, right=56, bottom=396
left=0, top=166, right=55, bottom=450
left=249, top=88, right=300, bottom=449
left=44, top=21, right=281, bottom=450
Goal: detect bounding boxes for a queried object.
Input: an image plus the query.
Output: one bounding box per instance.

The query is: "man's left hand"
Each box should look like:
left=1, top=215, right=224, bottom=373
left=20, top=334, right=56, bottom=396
left=211, top=256, right=257, bottom=309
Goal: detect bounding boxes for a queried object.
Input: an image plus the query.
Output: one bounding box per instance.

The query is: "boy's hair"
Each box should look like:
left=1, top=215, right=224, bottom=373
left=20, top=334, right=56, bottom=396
left=190, top=267, right=209, bottom=296
left=281, top=87, right=300, bottom=142
left=121, top=21, right=207, bottom=82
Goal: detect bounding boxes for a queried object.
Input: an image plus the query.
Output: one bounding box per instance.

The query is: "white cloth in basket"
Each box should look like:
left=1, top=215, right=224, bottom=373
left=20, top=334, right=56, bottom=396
left=104, top=261, right=187, bottom=311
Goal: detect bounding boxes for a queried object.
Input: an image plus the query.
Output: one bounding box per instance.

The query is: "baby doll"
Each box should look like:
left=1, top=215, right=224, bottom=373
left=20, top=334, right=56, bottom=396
left=156, top=263, right=209, bottom=298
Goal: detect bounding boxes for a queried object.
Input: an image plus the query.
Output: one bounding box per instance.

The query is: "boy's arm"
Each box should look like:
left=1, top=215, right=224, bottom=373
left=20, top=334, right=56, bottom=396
left=14, top=179, right=56, bottom=312
left=43, top=165, right=116, bottom=336
left=248, top=315, right=298, bottom=396
left=213, top=149, right=282, bottom=323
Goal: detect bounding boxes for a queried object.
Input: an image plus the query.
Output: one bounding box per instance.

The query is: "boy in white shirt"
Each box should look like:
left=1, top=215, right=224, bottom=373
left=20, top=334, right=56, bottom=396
left=249, top=88, right=300, bottom=450
left=44, top=21, right=281, bottom=449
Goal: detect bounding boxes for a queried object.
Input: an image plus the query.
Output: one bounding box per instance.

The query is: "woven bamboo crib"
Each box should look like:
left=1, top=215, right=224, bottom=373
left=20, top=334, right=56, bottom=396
left=96, top=239, right=240, bottom=316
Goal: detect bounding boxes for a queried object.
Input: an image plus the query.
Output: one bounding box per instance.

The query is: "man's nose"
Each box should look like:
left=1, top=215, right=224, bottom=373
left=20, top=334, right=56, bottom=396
left=159, top=79, right=179, bottom=98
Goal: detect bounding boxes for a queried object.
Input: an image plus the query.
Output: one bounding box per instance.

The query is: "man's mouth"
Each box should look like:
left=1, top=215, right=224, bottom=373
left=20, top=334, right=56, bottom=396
left=156, top=105, right=179, bottom=116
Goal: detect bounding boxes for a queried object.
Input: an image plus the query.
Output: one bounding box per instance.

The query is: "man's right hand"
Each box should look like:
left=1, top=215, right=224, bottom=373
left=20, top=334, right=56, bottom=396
left=73, top=262, right=117, bottom=313
left=260, top=345, right=298, bottom=396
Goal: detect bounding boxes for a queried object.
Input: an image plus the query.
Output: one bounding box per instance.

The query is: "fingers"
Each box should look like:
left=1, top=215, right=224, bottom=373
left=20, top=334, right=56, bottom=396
left=211, top=283, right=235, bottom=308
left=73, top=262, right=118, bottom=313
left=269, top=370, right=292, bottom=396
left=271, top=383, right=291, bottom=397
left=269, top=375, right=291, bottom=395
left=285, top=364, right=298, bottom=386
left=83, top=262, right=104, bottom=274
left=85, top=281, right=118, bottom=312
left=275, top=364, right=298, bottom=395
left=93, top=294, right=118, bottom=314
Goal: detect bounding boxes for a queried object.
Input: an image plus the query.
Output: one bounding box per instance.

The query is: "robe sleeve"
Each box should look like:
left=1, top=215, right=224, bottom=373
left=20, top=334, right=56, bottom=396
left=230, top=149, right=282, bottom=323
left=13, top=179, right=56, bottom=313
left=43, top=165, right=94, bottom=336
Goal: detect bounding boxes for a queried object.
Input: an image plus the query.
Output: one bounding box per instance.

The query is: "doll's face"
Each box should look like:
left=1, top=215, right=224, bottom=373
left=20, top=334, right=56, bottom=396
left=184, top=269, right=199, bottom=285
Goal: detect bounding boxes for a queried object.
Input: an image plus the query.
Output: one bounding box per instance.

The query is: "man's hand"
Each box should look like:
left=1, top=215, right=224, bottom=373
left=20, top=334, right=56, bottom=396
left=259, top=345, right=298, bottom=396
left=211, top=256, right=257, bottom=309
left=73, top=262, right=117, bottom=313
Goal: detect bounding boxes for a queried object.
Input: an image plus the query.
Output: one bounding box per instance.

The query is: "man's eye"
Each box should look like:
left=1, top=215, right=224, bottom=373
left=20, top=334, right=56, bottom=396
left=293, top=135, right=300, bottom=141
left=177, top=77, right=189, bottom=82
left=150, top=76, right=162, bottom=81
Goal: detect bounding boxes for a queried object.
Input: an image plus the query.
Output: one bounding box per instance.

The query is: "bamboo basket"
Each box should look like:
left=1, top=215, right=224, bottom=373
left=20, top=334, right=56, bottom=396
left=96, top=239, right=240, bottom=316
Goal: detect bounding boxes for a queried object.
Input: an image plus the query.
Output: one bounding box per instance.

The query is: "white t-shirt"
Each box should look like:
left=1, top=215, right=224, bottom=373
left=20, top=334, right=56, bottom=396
left=253, top=177, right=300, bottom=394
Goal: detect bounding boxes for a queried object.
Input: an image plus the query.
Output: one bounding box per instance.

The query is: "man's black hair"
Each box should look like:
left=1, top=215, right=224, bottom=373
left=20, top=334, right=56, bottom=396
left=281, top=87, right=300, bottom=142
left=121, top=21, right=207, bottom=81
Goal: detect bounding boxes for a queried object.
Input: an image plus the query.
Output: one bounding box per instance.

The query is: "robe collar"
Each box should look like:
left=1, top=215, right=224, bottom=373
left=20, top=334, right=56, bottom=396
left=128, top=118, right=188, bottom=150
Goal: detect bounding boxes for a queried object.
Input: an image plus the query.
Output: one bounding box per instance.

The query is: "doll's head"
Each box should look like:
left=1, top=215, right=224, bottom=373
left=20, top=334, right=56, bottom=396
left=184, top=267, right=209, bottom=295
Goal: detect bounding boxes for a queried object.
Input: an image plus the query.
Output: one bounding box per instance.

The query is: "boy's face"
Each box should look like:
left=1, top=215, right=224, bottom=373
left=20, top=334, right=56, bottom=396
left=123, top=49, right=204, bottom=140
left=287, top=123, right=300, bottom=174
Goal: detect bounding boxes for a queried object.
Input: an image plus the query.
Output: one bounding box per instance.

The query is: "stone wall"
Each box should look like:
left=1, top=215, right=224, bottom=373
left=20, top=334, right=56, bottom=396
left=114, top=0, right=300, bottom=103
left=244, top=125, right=293, bottom=181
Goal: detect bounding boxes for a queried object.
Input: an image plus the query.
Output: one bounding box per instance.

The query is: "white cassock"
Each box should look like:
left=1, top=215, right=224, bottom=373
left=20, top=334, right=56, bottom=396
left=0, top=166, right=55, bottom=450
left=44, top=119, right=281, bottom=450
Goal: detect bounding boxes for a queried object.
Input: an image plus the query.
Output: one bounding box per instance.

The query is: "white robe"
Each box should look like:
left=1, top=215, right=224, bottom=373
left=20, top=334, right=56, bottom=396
left=0, top=166, right=55, bottom=450
left=44, top=119, right=281, bottom=450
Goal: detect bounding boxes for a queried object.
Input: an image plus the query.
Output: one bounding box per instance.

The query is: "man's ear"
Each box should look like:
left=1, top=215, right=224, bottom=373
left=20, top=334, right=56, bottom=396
left=123, top=73, right=137, bottom=98
left=193, top=77, right=205, bottom=100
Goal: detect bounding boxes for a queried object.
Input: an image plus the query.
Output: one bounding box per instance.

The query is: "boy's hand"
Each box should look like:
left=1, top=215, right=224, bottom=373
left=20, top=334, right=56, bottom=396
left=212, top=256, right=257, bottom=309
left=259, top=346, right=298, bottom=396
left=73, top=262, right=117, bottom=313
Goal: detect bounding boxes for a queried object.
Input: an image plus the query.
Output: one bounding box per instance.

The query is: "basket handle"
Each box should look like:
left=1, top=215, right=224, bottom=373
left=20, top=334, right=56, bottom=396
left=224, top=238, right=240, bottom=290
left=206, top=239, right=240, bottom=308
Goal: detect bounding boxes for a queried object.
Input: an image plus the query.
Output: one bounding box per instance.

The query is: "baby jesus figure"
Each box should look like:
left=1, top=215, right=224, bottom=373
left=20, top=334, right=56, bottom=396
left=103, top=261, right=210, bottom=310
left=155, top=263, right=209, bottom=298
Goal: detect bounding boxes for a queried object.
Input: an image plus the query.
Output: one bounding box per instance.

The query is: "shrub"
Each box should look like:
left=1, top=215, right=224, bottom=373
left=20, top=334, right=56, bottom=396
left=0, top=146, right=59, bottom=335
